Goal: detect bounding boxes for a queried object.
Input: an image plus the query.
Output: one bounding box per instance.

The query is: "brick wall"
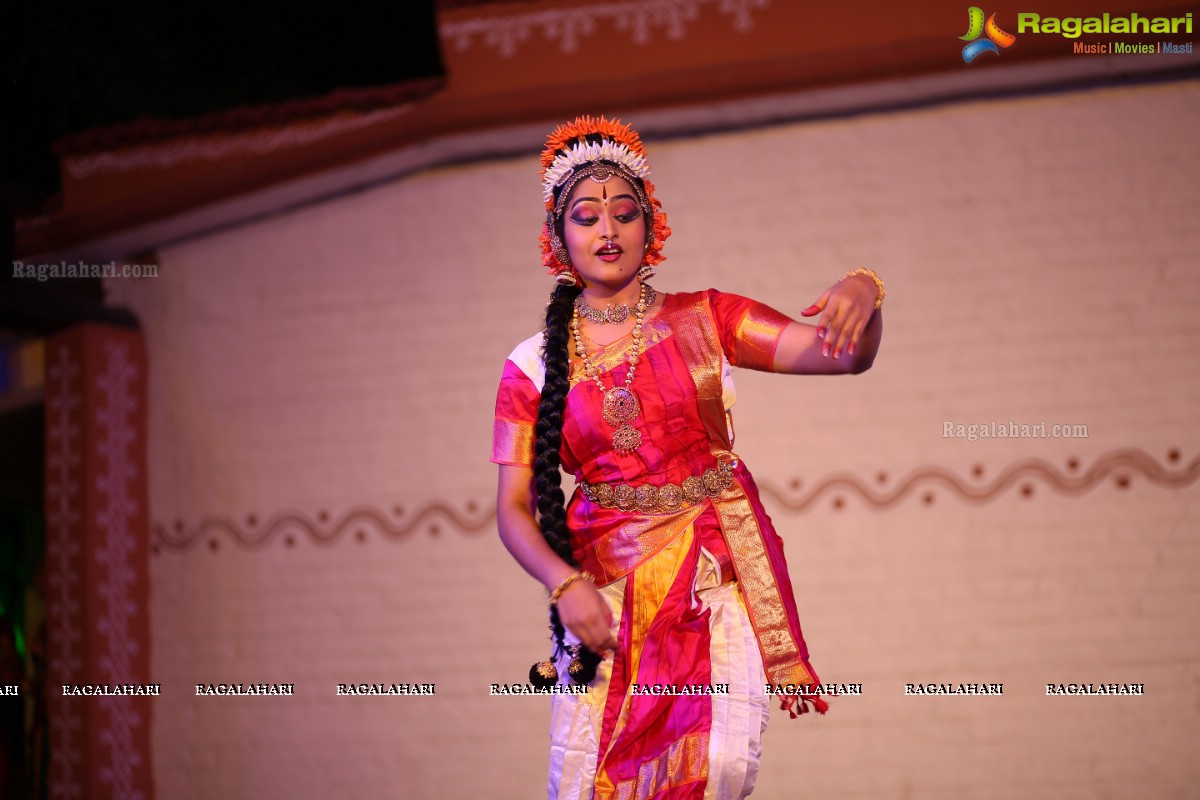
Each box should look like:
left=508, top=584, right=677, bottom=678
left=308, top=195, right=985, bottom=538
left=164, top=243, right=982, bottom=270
left=106, top=76, right=1200, bottom=799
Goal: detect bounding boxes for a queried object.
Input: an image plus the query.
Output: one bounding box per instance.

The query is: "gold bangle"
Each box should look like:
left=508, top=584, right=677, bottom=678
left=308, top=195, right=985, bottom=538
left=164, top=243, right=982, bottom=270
left=549, top=570, right=595, bottom=606
left=842, top=267, right=885, bottom=310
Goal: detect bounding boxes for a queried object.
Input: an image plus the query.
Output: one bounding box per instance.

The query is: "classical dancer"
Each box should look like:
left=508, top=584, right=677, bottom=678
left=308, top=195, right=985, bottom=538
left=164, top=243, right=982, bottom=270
left=491, top=115, right=884, bottom=799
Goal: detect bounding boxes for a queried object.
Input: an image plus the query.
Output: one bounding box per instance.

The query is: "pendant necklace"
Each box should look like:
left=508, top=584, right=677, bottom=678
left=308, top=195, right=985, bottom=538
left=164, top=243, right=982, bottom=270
left=570, top=283, right=656, bottom=454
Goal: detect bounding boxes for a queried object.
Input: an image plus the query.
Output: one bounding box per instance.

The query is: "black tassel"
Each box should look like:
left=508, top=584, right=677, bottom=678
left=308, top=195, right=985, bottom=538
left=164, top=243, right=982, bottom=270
left=529, top=659, right=559, bottom=689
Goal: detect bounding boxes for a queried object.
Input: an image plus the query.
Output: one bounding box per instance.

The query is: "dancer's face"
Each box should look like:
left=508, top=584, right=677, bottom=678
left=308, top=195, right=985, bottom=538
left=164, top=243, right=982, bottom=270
left=561, top=175, right=647, bottom=290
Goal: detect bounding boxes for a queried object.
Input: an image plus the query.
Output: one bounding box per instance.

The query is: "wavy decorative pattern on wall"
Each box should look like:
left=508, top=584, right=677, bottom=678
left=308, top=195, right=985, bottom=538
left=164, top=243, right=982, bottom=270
left=154, top=500, right=499, bottom=553
left=152, top=447, right=1197, bottom=553
left=758, top=447, right=1197, bottom=511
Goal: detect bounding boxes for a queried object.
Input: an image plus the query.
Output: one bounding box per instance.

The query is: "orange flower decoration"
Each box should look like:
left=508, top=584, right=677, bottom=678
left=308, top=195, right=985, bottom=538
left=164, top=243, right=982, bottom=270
left=539, top=115, right=649, bottom=189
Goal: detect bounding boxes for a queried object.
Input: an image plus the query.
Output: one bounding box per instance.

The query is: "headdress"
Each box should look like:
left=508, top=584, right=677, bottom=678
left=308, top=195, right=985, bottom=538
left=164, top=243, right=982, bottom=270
left=538, top=115, right=671, bottom=284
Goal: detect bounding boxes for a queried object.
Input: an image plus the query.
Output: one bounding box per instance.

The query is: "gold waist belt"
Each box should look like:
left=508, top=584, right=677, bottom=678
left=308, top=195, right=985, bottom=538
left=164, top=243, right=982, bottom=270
left=579, top=459, right=737, bottom=513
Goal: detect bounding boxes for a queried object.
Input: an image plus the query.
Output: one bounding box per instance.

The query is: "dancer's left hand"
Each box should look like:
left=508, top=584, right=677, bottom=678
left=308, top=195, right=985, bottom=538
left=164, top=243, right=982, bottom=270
left=800, top=271, right=879, bottom=359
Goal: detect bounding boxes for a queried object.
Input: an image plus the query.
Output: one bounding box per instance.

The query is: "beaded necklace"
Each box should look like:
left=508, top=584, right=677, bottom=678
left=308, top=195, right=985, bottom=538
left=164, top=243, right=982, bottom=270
left=569, top=283, right=656, bottom=454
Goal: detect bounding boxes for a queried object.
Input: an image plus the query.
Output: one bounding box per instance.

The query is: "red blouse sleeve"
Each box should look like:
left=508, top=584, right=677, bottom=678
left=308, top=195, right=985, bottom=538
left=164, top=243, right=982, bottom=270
left=705, top=288, right=796, bottom=372
left=490, top=358, right=541, bottom=466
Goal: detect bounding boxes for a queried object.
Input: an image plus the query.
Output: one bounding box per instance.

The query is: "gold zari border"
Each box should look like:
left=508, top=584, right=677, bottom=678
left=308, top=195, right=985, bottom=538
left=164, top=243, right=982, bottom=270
left=492, top=417, right=534, bottom=465
left=607, top=731, right=709, bottom=800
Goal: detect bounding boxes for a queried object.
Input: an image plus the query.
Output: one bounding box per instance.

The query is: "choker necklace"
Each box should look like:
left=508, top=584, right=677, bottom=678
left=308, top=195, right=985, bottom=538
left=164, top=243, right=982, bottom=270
left=571, top=282, right=655, bottom=454
left=574, top=285, right=656, bottom=325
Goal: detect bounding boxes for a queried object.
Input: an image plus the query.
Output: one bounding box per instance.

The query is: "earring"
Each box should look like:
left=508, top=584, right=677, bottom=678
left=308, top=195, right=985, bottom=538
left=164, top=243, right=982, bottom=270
left=555, top=270, right=578, bottom=287
left=550, top=232, right=572, bottom=267
left=637, top=264, right=656, bottom=281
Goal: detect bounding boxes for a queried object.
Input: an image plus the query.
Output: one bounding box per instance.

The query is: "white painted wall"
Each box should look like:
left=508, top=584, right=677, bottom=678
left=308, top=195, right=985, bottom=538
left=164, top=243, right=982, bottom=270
left=106, top=76, right=1200, bottom=799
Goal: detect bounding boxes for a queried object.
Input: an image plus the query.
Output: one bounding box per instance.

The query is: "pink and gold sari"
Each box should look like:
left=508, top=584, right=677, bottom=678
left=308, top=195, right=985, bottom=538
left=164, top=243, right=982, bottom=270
left=492, top=289, right=828, bottom=799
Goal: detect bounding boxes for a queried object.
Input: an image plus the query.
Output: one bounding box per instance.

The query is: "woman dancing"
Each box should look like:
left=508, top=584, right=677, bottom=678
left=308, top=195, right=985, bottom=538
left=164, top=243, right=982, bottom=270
left=491, top=115, right=884, bottom=799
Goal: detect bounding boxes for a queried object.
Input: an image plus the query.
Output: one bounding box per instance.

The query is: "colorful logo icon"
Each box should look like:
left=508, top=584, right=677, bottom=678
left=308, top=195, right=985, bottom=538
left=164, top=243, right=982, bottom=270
left=960, top=7, right=1017, bottom=62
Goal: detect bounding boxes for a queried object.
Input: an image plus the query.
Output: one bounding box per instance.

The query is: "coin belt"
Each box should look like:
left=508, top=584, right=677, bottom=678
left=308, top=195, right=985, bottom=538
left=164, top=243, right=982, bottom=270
left=578, top=459, right=737, bottom=513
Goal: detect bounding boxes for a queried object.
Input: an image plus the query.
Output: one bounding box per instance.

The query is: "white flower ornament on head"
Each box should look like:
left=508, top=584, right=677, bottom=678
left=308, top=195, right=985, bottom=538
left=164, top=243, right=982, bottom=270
left=542, top=139, right=651, bottom=204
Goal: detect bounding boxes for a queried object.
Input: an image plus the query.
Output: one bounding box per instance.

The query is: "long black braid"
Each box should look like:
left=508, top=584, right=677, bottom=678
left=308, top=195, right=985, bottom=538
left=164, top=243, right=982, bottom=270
left=530, top=132, right=652, bottom=683
left=532, top=282, right=580, bottom=570
left=532, top=281, right=601, bottom=681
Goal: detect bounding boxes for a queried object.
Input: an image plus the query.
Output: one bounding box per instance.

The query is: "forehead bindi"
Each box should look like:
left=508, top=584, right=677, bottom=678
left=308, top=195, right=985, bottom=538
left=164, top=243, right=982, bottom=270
left=571, top=188, right=637, bottom=211
left=570, top=176, right=633, bottom=203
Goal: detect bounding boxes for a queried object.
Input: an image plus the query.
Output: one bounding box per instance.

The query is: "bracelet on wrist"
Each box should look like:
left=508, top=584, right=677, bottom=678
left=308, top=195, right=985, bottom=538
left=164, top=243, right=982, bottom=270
left=548, top=570, right=595, bottom=606
left=841, top=267, right=885, bottom=310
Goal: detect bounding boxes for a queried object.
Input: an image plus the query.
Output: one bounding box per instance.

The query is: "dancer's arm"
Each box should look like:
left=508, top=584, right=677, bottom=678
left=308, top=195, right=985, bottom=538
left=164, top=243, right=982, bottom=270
left=772, top=308, right=882, bottom=374
left=772, top=271, right=883, bottom=375
left=496, top=464, right=618, bottom=654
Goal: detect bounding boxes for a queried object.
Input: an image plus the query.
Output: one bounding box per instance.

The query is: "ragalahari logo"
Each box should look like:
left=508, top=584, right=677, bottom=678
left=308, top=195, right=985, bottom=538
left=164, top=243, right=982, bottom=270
left=960, top=7, right=1017, bottom=62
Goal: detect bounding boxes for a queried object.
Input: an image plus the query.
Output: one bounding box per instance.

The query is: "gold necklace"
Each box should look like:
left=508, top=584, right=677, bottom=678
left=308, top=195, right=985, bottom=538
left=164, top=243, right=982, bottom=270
left=570, top=283, right=654, bottom=454
left=574, top=284, right=655, bottom=324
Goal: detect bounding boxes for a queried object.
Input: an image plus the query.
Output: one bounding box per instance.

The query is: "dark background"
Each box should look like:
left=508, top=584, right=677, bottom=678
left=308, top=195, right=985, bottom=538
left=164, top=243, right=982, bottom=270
left=1, top=2, right=445, bottom=331
left=3, top=1, right=445, bottom=215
